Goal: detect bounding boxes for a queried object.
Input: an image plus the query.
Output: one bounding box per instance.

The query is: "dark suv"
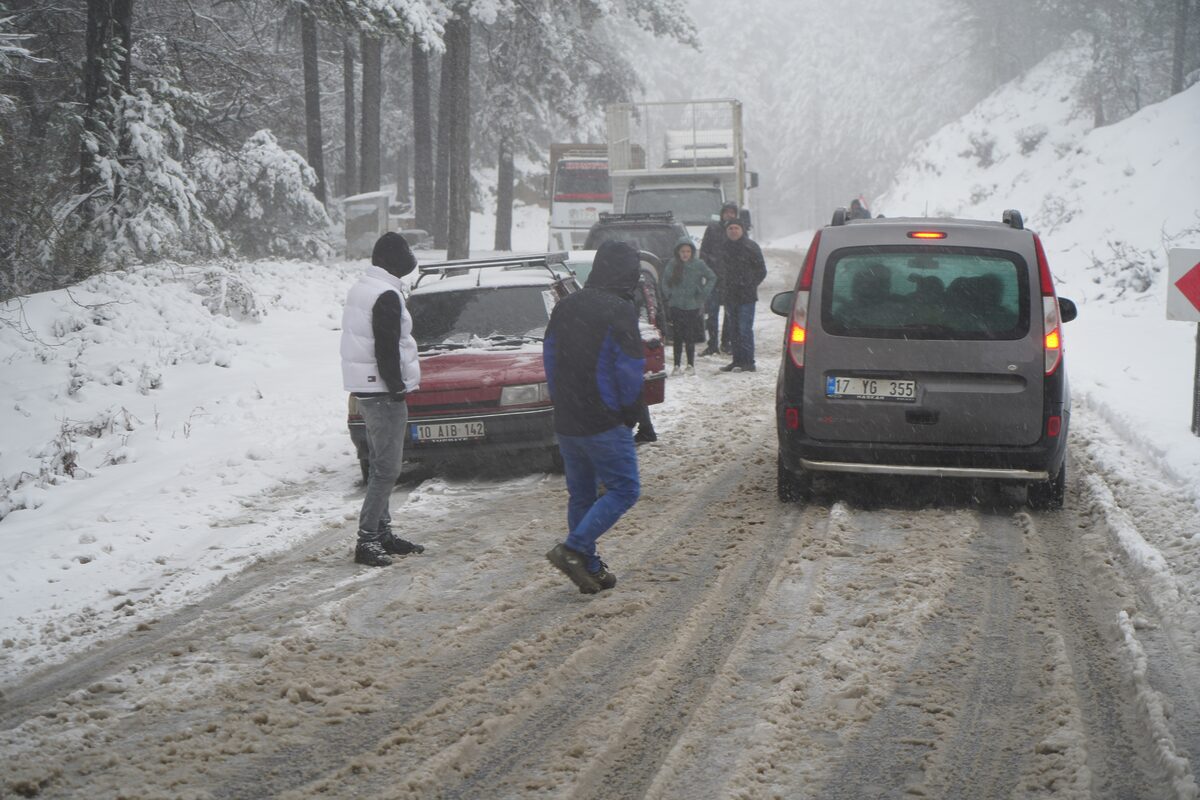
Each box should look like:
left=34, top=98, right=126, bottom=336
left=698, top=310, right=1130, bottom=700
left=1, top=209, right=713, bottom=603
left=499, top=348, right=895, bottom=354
left=770, top=209, right=1078, bottom=509
left=583, top=212, right=690, bottom=273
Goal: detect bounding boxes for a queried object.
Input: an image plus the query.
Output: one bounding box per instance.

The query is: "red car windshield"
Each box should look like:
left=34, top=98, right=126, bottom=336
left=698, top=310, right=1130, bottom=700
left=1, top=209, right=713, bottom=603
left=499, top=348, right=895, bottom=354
left=408, top=285, right=553, bottom=349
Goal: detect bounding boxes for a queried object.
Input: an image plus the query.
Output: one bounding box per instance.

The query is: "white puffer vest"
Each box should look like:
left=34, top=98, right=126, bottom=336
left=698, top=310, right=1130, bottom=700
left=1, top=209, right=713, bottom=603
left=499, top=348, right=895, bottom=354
left=340, top=266, right=421, bottom=393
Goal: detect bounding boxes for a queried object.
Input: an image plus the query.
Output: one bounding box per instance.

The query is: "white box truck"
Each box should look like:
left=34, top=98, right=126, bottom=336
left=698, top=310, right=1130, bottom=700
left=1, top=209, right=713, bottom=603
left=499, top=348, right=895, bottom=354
left=546, top=143, right=612, bottom=251
left=606, top=99, right=757, bottom=242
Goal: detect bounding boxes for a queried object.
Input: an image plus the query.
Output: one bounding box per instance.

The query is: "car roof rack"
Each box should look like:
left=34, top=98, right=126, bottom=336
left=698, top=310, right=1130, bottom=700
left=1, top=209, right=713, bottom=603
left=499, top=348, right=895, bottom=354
left=414, top=251, right=570, bottom=287
left=597, top=211, right=675, bottom=224
left=1002, top=209, right=1024, bottom=230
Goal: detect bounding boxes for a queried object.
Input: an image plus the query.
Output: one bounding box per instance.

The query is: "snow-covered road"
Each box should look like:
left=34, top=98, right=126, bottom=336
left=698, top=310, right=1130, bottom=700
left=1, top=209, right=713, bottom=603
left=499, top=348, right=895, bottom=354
left=3, top=250, right=1198, bottom=799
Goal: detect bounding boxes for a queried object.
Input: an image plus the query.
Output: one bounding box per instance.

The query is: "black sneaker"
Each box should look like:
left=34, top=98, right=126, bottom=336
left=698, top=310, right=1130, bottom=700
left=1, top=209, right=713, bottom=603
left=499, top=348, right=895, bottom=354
left=546, top=543, right=601, bottom=594
left=590, top=561, right=617, bottom=591
left=731, top=364, right=756, bottom=373
left=354, top=540, right=392, bottom=567
left=719, top=362, right=738, bottom=372
left=633, top=429, right=658, bottom=444
left=381, top=530, right=425, bottom=555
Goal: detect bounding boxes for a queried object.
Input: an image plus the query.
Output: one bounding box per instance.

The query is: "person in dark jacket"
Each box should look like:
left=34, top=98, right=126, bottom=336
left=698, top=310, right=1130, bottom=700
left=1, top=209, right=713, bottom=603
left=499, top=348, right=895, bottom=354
left=662, top=235, right=716, bottom=375
left=718, top=218, right=768, bottom=373
left=699, top=201, right=739, bottom=355
left=542, top=241, right=645, bottom=594
left=848, top=197, right=871, bottom=219
left=339, top=232, right=426, bottom=566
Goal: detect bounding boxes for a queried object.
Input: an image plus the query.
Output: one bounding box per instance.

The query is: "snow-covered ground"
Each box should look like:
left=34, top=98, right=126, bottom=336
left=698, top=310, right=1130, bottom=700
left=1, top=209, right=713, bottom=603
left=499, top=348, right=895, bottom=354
left=0, top=43, right=1198, bottom=794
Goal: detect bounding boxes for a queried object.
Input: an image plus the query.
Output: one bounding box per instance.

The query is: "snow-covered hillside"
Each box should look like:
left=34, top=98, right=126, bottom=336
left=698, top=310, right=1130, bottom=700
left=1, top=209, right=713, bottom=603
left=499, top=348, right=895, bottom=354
left=876, top=39, right=1200, bottom=307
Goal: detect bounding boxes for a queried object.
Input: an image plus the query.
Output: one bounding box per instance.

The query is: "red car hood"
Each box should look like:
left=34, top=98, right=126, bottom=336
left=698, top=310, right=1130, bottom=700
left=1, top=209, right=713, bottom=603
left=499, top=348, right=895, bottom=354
left=411, top=349, right=545, bottom=409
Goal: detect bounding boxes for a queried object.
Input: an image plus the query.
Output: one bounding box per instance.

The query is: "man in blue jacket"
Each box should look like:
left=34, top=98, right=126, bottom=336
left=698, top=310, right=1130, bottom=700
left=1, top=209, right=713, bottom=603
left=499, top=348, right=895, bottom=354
left=543, top=241, right=645, bottom=594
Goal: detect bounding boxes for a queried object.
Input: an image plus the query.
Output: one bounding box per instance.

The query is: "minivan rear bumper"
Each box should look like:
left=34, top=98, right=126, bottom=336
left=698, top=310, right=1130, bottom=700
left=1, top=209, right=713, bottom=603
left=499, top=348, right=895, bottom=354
left=778, top=423, right=1068, bottom=482
left=799, top=458, right=1048, bottom=481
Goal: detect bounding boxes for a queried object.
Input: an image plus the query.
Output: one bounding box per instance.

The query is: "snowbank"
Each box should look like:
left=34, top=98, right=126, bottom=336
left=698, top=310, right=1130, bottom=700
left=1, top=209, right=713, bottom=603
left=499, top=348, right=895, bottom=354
left=0, top=204, right=549, bottom=677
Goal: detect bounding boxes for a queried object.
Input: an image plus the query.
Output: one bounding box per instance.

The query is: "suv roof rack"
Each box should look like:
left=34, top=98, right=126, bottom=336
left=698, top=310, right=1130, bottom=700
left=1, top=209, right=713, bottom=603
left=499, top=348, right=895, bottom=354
left=1002, top=209, right=1024, bottom=230
left=597, top=211, right=675, bottom=224
left=414, top=251, right=570, bottom=287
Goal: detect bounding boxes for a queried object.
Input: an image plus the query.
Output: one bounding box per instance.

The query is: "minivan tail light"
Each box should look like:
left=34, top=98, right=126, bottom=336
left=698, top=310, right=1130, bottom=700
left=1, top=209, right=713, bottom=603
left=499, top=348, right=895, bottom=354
left=1034, top=234, right=1063, bottom=375
left=798, top=231, right=821, bottom=291
left=907, top=231, right=947, bottom=239
left=787, top=232, right=821, bottom=368
left=789, top=293, right=810, bottom=367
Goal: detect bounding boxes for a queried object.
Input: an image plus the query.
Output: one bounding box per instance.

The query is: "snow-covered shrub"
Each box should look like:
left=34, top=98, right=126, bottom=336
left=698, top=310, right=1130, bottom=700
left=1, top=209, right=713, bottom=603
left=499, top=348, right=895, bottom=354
left=1016, top=124, right=1047, bottom=155
left=193, top=261, right=265, bottom=322
left=960, top=131, right=996, bottom=168
left=46, top=80, right=224, bottom=270
left=1036, top=193, right=1077, bottom=233
left=1088, top=239, right=1156, bottom=298
left=194, top=130, right=333, bottom=261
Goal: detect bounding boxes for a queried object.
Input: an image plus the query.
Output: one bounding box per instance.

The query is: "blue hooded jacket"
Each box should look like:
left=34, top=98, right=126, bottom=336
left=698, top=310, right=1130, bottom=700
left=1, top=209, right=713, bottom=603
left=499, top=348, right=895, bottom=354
left=543, top=241, right=646, bottom=436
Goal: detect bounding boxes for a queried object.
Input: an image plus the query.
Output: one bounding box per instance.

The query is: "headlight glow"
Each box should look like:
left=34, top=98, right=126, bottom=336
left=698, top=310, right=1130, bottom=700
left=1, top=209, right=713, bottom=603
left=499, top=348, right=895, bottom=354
left=500, top=382, right=550, bottom=406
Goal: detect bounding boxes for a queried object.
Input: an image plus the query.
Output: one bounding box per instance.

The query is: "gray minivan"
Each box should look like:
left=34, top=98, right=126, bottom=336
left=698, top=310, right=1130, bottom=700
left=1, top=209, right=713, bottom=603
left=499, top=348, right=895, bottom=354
left=770, top=209, right=1077, bottom=509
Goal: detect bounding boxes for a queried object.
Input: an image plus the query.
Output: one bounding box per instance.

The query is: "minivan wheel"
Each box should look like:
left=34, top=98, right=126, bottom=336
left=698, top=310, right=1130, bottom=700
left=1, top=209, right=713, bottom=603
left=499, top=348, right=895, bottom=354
left=777, top=456, right=811, bottom=503
left=1027, top=464, right=1065, bottom=510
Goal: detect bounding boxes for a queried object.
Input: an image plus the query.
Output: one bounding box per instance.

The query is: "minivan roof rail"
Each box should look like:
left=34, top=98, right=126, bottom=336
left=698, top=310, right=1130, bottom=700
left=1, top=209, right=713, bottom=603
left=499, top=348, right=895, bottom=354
left=1002, top=209, right=1024, bottom=230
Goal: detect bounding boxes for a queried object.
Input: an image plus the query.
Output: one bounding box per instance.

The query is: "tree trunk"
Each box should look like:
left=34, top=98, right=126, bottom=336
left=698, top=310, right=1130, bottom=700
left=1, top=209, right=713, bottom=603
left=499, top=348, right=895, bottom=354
left=81, top=0, right=133, bottom=196
left=446, top=14, right=471, bottom=260
left=1172, top=0, right=1189, bottom=94
left=342, top=37, right=357, bottom=197
left=411, top=46, right=434, bottom=234
left=494, top=140, right=513, bottom=251
left=395, top=143, right=411, bottom=204
left=359, top=33, right=382, bottom=194
left=300, top=6, right=326, bottom=204
left=433, top=48, right=452, bottom=248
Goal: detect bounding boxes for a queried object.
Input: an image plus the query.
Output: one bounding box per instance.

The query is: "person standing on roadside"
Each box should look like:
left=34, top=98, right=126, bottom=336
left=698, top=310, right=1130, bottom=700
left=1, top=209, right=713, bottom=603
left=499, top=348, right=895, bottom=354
left=340, top=232, right=426, bottom=567
left=542, top=240, right=645, bottom=594
left=718, top=218, right=768, bottom=373
left=699, top=200, right=739, bottom=355
left=662, top=236, right=716, bottom=375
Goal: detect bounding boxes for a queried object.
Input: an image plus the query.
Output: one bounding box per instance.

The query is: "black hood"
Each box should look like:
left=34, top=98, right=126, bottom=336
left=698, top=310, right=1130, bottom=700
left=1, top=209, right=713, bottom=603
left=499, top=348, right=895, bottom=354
left=585, top=240, right=641, bottom=297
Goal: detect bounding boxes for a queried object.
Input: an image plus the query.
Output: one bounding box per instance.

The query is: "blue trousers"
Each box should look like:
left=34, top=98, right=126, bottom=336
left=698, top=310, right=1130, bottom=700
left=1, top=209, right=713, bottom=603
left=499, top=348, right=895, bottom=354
left=557, top=425, right=640, bottom=572
left=726, top=301, right=757, bottom=367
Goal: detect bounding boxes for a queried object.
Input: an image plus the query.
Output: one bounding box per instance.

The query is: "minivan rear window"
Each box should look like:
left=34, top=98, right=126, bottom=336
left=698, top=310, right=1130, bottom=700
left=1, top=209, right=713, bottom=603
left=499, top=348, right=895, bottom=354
left=821, top=246, right=1030, bottom=340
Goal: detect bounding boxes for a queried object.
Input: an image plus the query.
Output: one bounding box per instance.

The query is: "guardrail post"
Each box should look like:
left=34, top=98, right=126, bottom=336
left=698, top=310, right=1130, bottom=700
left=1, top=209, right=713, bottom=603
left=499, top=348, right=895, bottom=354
left=1193, top=323, right=1200, bottom=436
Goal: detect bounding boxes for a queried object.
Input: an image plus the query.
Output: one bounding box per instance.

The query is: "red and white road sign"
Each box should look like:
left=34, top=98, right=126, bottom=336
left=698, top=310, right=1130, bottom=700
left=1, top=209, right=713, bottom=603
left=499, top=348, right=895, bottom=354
left=1167, top=248, right=1200, bottom=322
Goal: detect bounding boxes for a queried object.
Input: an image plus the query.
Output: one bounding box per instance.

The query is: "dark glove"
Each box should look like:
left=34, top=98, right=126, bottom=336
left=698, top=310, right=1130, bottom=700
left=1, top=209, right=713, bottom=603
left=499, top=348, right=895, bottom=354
left=390, top=390, right=407, bottom=401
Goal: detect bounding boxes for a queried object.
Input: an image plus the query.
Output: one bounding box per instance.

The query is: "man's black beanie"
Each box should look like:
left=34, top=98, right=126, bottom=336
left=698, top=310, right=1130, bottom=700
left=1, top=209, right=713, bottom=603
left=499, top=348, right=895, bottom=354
left=372, top=231, right=417, bottom=278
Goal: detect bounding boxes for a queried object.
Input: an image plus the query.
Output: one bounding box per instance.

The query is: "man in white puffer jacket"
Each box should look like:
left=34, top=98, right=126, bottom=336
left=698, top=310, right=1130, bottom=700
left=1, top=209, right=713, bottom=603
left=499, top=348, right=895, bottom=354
left=340, top=232, right=425, bottom=566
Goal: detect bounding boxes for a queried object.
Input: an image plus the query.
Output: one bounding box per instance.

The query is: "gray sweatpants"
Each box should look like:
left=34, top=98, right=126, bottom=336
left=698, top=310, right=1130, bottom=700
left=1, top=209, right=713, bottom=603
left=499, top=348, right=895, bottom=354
left=356, top=395, right=409, bottom=540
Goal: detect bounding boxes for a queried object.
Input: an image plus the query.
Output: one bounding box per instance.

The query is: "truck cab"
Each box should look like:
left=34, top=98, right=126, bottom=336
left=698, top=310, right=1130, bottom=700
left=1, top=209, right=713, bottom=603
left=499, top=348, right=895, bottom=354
left=547, top=144, right=612, bottom=251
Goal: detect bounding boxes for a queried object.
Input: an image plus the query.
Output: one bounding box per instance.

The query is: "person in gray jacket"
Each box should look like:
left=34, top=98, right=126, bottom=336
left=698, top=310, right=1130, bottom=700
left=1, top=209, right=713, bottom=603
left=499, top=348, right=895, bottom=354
left=340, top=232, right=426, bottom=567
left=661, top=236, right=716, bottom=375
